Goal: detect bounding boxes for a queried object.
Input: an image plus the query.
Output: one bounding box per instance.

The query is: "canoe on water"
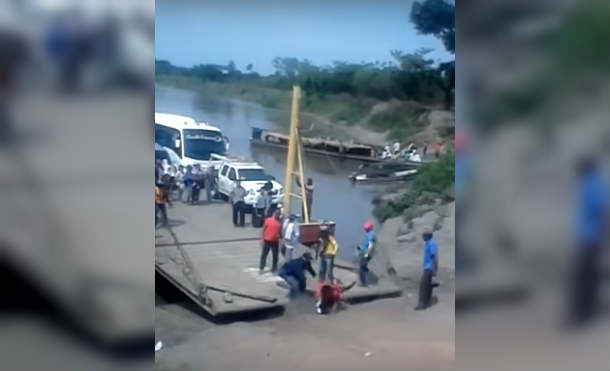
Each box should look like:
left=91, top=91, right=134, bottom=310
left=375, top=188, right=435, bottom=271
left=348, top=161, right=421, bottom=183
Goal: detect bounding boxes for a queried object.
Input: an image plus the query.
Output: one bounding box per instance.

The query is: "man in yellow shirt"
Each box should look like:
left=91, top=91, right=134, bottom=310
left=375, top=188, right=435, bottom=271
left=318, top=226, right=338, bottom=282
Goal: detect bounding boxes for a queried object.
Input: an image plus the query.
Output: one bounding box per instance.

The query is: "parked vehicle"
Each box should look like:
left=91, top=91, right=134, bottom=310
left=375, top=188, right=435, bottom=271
left=155, top=142, right=182, bottom=170
left=215, top=160, right=283, bottom=209
left=155, top=112, right=230, bottom=168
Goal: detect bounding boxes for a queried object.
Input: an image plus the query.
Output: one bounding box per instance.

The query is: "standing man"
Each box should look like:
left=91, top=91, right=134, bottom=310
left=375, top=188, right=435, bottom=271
left=191, top=164, right=202, bottom=205
left=282, top=214, right=300, bottom=261
left=203, top=165, right=213, bottom=203
left=357, top=221, right=376, bottom=287
left=567, top=156, right=609, bottom=325
left=423, top=143, right=428, bottom=158
left=318, top=226, right=338, bottom=282
left=260, top=210, right=282, bottom=273
left=183, top=165, right=194, bottom=203
left=230, top=179, right=246, bottom=227
left=254, top=188, right=268, bottom=228
left=277, top=252, right=316, bottom=297
left=155, top=179, right=172, bottom=228
left=415, top=230, right=438, bottom=310
left=295, top=177, right=315, bottom=218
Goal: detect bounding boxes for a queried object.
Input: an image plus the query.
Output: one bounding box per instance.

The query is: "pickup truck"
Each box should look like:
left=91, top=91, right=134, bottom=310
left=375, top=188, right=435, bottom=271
left=215, top=160, right=283, bottom=209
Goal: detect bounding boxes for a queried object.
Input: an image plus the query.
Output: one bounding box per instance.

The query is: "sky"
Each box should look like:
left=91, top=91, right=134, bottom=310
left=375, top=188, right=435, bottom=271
left=155, top=0, right=454, bottom=76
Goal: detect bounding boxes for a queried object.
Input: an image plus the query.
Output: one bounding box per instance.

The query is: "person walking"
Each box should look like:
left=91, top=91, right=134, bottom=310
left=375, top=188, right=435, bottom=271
left=318, top=226, right=338, bottom=282
left=260, top=210, right=282, bottom=273
left=295, top=177, right=314, bottom=218
left=281, top=214, right=300, bottom=261
left=277, top=252, right=316, bottom=297
left=415, top=230, right=438, bottom=310
left=230, top=179, right=246, bottom=227
left=357, top=221, right=376, bottom=286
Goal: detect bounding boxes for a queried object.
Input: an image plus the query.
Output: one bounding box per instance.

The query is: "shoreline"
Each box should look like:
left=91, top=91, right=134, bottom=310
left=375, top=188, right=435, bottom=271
left=156, top=81, right=389, bottom=146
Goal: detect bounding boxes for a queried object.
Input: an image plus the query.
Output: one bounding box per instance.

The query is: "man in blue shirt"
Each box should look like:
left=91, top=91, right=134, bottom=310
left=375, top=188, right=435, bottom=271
left=568, top=156, right=609, bottom=325
left=415, top=230, right=438, bottom=310
left=358, top=221, right=376, bottom=286
left=277, top=252, right=316, bottom=297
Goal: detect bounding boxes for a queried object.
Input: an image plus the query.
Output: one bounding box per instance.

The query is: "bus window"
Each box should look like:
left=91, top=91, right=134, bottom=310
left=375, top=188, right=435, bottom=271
left=155, top=124, right=181, bottom=156
left=182, top=129, right=226, bottom=160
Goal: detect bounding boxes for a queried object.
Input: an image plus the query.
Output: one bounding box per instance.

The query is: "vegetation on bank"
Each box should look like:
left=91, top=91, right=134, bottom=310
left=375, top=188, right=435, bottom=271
left=373, top=151, right=455, bottom=223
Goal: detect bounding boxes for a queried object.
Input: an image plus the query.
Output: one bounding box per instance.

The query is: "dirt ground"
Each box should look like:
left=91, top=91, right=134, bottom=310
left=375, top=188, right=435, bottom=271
left=155, top=280, right=454, bottom=370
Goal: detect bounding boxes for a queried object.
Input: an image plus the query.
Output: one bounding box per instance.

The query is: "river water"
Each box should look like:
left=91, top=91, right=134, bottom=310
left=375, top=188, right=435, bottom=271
left=155, top=84, right=386, bottom=257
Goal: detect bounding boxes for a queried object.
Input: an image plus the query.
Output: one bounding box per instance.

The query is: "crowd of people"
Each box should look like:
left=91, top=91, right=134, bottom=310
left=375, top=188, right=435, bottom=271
left=380, top=140, right=444, bottom=162
left=154, top=160, right=218, bottom=227
left=258, top=207, right=441, bottom=314
left=155, top=159, right=442, bottom=315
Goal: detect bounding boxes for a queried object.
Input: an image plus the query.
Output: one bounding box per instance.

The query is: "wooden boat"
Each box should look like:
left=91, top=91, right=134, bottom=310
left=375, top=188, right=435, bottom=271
left=250, top=127, right=383, bottom=163
left=348, top=161, right=420, bottom=183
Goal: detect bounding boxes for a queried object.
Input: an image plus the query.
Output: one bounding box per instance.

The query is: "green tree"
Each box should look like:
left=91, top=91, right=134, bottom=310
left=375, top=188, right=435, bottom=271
left=410, top=0, right=455, bottom=53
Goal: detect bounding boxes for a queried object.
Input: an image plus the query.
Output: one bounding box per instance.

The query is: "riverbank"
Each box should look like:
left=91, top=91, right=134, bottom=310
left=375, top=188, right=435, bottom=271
left=155, top=75, right=454, bottom=146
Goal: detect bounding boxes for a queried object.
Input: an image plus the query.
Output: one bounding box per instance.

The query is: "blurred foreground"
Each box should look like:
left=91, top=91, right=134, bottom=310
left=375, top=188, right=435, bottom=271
left=0, top=0, right=153, bottom=369
left=456, top=0, right=609, bottom=370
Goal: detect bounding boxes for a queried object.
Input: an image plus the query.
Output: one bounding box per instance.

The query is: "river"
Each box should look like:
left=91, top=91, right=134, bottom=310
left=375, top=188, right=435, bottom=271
left=155, top=84, right=386, bottom=257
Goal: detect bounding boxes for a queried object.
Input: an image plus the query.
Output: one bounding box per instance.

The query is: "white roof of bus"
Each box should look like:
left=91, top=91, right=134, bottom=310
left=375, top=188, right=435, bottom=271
left=155, top=112, right=221, bottom=132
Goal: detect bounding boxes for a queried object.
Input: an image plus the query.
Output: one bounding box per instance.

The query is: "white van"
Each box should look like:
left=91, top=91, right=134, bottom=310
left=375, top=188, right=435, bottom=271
left=154, top=112, right=230, bottom=167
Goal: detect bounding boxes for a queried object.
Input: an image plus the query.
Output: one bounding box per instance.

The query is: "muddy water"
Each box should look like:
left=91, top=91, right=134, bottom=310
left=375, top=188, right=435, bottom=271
left=155, top=85, right=388, bottom=258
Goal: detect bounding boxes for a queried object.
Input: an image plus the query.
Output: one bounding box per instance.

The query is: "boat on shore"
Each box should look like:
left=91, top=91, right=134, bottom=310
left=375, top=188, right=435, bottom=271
left=250, top=127, right=383, bottom=163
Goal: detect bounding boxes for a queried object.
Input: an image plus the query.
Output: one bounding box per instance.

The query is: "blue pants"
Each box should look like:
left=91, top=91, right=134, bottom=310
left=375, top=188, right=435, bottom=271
left=319, top=255, right=334, bottom=282
left=359, top=256, right=370, bottom=286
left=280, top=274, right=305, bottom=296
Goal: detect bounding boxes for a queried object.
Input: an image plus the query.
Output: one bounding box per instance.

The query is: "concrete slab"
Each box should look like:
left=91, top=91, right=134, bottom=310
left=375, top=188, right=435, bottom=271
left=156, top=202, right=401, bottom=316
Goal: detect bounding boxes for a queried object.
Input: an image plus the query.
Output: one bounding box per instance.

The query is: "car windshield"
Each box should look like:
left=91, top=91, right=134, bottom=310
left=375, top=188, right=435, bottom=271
left=239, top=168, right=268, bottom=181
left=183, top=129, right=226, bottom=160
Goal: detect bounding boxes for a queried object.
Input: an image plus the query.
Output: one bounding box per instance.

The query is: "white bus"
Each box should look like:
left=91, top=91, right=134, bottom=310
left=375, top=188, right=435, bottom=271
left=154, top=112, right=230, bottom=167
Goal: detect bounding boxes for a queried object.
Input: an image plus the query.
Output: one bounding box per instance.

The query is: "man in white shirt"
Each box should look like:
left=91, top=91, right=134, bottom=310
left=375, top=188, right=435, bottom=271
left=282, top=214, right=300, bottom=261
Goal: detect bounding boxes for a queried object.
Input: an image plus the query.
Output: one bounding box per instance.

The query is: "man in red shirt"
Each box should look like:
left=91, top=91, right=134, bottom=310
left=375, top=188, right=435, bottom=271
left=315, top=279, right=356, bottom=314
left=259, top=209, right=282, bottom=274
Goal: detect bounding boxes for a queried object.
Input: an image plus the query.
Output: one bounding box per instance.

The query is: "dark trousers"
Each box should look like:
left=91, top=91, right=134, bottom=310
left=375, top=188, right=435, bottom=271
left=319, top=255, right=334, bottom=282
left=267, top=203, right=277, bottom=218
left=359, top=256, right=370, bottom=286
left=232, top=201, right=245, bottom=226
left=191, top=184, right=200, bottom=204
left=302, top=198, right=312, bottom=219
left=155, top=203, right=168, bottom=227
left=260, top=240, right=279, bottom=272
left=569, top=245, right=599, bottom=323
left=417, top=269, right=434, bottom=308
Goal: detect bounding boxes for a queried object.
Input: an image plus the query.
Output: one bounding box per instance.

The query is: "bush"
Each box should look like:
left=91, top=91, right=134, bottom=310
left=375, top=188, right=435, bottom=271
left=373, top=151, right=455, bottom=222
left=367, top=103, right=428, bottom=141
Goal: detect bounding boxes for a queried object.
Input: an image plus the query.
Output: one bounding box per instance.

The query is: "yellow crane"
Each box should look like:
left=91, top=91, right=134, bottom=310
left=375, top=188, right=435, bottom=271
left=283, top=85, right=311, bottom=223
